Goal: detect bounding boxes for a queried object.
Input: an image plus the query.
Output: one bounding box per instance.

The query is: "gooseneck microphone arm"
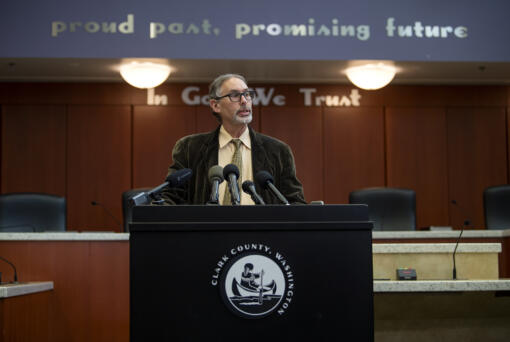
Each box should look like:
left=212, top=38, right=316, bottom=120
left=451, top=199, right=471, bottom=280
left=242, top=180, right=266, bottom=205
left=452, top=219, right=470, bottom=280
left=255, top=171, right=289, bottom=205
left=266, top=182, right=289, bottom=205
left=91, top=201, right=122, bottom=230
left=0, top=256, right=19, bottom=283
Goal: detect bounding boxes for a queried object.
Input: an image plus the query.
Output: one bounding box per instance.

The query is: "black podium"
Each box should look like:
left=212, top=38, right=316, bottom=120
left=130, top=205, right=374, bottom=341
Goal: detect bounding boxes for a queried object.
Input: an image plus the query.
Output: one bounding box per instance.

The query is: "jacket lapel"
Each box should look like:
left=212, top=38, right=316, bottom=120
left=250, top=127, right=274, bottom=176
left=200, top=126, right=220, bottom=170
left=250, top=127, right=279, bottom=203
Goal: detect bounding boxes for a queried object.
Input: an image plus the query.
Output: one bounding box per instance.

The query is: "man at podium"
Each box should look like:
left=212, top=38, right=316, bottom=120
left=161, top=73, right=306, bottom=205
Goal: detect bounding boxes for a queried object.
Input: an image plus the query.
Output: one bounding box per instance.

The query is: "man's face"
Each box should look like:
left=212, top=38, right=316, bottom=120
left=210, top=77, right=253, bottom=127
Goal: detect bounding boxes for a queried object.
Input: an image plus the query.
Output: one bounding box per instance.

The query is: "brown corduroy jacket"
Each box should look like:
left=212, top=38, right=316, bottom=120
left=160, top=126, right=306, bottom=205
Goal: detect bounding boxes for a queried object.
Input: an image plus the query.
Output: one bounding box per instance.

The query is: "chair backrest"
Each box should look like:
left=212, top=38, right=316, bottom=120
left=122, top=188, right=151, bottom=232
left=484, top=185, right=510, bottom=230
left=349, top=187, right=416, bottom=231
left=0, top=193, right=66, bottom=232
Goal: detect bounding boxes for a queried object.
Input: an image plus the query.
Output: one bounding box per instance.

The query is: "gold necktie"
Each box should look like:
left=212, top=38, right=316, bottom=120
left=223, top=139, right=243, bottom=205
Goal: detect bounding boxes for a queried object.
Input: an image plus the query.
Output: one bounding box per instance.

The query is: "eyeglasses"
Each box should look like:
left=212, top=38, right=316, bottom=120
left=214, top=90, right=256, bottom=102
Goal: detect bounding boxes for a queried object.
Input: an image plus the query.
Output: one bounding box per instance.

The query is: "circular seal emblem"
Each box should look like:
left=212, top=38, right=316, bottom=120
left=220, top=253, right=286, bottom=318
left=211, top=243, right=294, bottom=319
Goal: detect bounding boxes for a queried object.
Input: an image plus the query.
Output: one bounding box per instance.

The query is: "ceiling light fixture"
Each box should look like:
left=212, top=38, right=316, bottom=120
left=119, top=62, right=171, bottom=89
left=345, top=63, right=397, bottom=90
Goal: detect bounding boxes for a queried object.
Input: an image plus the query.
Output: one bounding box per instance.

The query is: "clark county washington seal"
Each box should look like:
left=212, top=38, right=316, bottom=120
left=211, top=243, right=294, bottom=319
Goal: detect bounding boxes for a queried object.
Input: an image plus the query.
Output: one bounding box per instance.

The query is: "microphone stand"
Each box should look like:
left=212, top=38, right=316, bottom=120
left=91, top=201, right=123, bottom=231
left=131, top=191, right=165, bottom=206
left=453, top=220, right=470, bottom=280
left=0, top=256, right=19, bottom=283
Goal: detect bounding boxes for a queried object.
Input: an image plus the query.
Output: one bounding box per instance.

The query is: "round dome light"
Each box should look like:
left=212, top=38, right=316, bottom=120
left=120, top=62, right=171, bottom=89
left=345, top=63, right=396, bottom=90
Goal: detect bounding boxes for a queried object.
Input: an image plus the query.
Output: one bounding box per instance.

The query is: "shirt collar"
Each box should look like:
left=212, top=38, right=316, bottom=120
left=219, top=125, right=251, bottom=149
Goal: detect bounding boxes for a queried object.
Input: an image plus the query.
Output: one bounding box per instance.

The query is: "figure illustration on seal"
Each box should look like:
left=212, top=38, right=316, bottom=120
left=231, top=263, right=277, bottom=305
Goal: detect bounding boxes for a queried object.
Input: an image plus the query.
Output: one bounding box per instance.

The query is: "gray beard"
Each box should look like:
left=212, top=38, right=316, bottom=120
left=234, top=113, right=253, bottom=125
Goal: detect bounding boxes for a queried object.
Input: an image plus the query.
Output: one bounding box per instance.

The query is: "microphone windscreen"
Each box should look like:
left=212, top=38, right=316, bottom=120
left=255, top=170, right=274, bottom=189
left=242, top=180, right=255, bottom=193
left=166, top=168, right=193, bottom=187
left=208, top=165, right=224, bottom=182
left=223, top=163, right=240, bottom=179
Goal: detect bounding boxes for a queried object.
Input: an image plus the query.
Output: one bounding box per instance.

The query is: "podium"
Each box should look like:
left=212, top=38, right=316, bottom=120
left=130, top=205, right=374, bottom=341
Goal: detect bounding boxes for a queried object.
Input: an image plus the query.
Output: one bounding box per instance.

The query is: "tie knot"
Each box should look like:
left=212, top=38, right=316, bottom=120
left=232, top=139, right=242, bottom=149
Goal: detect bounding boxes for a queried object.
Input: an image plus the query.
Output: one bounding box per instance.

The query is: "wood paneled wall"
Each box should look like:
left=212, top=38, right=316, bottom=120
left=132, top=106, right=196, bottom=188
left=1, top=83, right=509, bottom=231
left=386, top=107, right=449, bottom=227
left=0, top=240, right=129, bottom=342
left=1, top=105, right=66, bottom=196
left=67, top=105, right=132, bottom=230
left=446, top=108, right=508, bottom=228
left=324, top=107, right=385, bottom=204
left=261, top=106, right=323, bottom=201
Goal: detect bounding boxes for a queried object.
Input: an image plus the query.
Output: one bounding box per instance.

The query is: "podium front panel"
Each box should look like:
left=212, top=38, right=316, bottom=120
left=130, top=219, right=373, bottom=341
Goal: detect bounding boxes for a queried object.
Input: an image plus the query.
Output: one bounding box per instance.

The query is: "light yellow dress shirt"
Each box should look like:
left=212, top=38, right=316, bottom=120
left=218, top=125, right=255, bottom=205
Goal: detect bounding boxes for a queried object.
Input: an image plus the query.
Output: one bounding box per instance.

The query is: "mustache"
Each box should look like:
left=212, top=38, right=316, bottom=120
left=236, top=107, right=252, bottom=115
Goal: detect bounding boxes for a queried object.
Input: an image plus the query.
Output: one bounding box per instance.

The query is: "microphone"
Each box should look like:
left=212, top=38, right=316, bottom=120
left=0, top=256, right=19, bottom=283
left=91, top=201, right=122, bottom=231
left=223, top=164, right=241, bottom=205
left=166, top=168, right=193, bottom=187
left=451, top=200, right=471, bottom=280
left=131, top=168, right=193, bottom=206
left=207, top=165, right=224, bottom=205
left=242, top=180, right=266, bottom=205
left=255, top=171, right=289, bottom=205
